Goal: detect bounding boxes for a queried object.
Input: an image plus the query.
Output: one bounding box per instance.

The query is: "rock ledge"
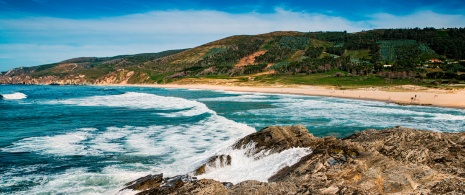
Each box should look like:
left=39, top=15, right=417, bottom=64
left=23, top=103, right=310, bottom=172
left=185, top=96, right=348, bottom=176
left=123, top=126, right=465, bottom=194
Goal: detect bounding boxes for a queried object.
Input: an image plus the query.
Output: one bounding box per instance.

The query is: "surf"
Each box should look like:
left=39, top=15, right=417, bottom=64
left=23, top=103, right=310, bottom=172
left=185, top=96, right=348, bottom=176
left=1, top=92, right=27, bottom=100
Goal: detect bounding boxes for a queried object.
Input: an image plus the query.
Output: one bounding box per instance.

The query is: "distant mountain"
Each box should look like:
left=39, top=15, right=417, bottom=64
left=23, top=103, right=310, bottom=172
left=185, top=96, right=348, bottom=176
left=1, top=28, right=464, bottom=85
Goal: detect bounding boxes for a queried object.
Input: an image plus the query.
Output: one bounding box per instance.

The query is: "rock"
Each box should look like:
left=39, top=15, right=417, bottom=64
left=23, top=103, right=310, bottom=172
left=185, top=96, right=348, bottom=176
left=138, top=179, right=228, bottom=195
left=123, top=173, right=163, bottom=191
left=430, top=178, right=465, bottom=194
left=346, top=127, right=465, bottom=177
left=194, top=155, right=232, bottom=175
left=132, top=174, right=199, bottom=195
left=230, top=180, right=299, bottom=194
left=319, top=185, right=338, bottom=194
left=125, top=126, right=465, bottom=195
left=221, top=182, right=233, bottom=189
left=233, top=125, right=317, bottom=156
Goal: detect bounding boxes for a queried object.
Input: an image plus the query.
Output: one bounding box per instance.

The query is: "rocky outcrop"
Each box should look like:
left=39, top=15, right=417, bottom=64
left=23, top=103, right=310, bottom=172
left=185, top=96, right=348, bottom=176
left=232, top=125, right=316, bottom=156
left=124, top=126, right=465, bottom=194
left=345, top=127, right=465, bottom=178
left=124, top=174, right=164, bottom=191
left=0, top=68, right=152, bottom=85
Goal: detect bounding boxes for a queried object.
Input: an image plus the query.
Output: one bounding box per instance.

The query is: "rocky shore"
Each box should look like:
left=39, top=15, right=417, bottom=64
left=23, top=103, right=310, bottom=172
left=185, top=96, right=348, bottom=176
left=121, top=125, right=465, bottom=194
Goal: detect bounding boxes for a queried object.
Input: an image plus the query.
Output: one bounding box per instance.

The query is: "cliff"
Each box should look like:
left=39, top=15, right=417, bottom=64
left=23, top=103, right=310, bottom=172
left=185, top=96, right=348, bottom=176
left=122, top=126, right=465, bottom=194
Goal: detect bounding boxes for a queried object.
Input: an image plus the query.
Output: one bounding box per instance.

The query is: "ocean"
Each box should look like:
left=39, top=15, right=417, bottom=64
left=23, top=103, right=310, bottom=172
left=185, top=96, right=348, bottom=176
left=1, top=85, right=464, bottom=194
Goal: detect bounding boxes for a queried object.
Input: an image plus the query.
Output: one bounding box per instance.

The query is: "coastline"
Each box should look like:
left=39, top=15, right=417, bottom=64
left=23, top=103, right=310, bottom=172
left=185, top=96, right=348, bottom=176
left=99, top=83, right=465, bottom=109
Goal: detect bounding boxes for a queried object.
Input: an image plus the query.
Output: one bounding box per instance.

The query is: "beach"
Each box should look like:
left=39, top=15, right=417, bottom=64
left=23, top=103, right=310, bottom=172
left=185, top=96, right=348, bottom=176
left=108, top=83, right=465, bottom=109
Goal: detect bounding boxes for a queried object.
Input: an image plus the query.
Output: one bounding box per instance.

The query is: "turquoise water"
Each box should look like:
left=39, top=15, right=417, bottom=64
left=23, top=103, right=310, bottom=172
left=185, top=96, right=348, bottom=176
left=1, top=85, right=464, bottom=194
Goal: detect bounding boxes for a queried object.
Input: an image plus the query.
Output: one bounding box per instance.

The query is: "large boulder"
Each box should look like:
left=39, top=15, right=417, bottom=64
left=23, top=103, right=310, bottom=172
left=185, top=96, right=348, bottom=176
left=233, top=125, right=317, bottom=156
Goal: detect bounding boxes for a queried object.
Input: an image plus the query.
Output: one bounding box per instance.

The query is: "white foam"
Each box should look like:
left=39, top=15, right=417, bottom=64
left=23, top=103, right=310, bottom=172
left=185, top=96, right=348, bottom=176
left=1, top=128, right=98, bottom=156
left=240, top=96, right=465, bottom=132
left=197, top=144, right=311, bottom=184
left=432, top=113, right=465, bottom=121
left=1, top=92, right=27, bottom=100
left=50, top=92, right=213, bottom=117
left=198, top=94, right=271, bottom=102
left=17, top=167, right=149, bottom=195
left=1, top=101, right=256, bottom=193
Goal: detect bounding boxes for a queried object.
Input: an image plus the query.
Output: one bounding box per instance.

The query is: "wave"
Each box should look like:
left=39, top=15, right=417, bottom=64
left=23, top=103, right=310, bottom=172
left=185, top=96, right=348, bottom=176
left=236, top=96, right=465, bottom=133
left=197, top=145, right=311, bottom=184
left=49, top=92, right=213, bottom=117
left=1, top=116, right=256, bottom=194
left=198, top=93, right=272, bottom=102
left=2, top=92, right=257, bottom=194
left=1, top=92, right=27, bottom=100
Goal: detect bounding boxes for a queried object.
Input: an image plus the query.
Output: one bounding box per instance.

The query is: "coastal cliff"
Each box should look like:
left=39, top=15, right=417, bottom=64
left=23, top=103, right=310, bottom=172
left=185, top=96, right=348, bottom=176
left=122, top=126, right=465, bottom=194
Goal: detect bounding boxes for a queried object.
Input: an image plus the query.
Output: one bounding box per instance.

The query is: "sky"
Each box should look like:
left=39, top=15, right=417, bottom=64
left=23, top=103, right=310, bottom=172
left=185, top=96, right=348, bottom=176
left=1, top=0, right=465, bottom=71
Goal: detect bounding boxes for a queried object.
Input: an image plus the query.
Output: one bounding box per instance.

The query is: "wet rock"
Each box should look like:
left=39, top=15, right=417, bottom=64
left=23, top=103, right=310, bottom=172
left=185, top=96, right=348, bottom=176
left=160, top=175, right=186, bottom=189
left=222, top=182, right=233, bottom=189
left=123, top=173, right=163, bottom=191
left=194, top=155, right=232, bottom=175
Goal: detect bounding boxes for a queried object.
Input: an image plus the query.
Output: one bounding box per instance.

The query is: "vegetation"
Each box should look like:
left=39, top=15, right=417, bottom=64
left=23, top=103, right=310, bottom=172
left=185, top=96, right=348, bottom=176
left=255, top=70, right=415, bottom=87
left=4, top=28, right=465, bottom=87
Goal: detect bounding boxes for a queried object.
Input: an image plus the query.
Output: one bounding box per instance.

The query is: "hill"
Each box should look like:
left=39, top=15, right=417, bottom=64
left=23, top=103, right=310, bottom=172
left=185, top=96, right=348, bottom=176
left=1, top=28, right=465, bottom=86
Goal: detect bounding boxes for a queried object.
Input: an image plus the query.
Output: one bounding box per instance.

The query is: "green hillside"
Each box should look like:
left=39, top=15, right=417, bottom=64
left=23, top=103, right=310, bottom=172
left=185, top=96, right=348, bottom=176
left=2, top=28, right=465, bottom=86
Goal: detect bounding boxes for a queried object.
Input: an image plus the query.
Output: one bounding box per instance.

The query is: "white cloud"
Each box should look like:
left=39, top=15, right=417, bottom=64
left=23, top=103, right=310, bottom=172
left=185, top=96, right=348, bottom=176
left=0, top=9, right=365, bottom=35
left=368, top=10, right=465, bottom=29
left=0, top=8, right=464, bottom=71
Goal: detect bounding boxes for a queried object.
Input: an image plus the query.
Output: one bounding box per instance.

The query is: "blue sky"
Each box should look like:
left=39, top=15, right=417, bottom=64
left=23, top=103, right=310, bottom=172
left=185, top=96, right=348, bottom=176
left=1, top=0, right=464, bottom=71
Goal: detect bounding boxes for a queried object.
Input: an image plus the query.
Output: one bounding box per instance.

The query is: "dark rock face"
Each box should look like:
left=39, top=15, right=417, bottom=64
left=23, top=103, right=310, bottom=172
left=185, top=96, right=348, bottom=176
left=125, top=126, right=465, bottom=194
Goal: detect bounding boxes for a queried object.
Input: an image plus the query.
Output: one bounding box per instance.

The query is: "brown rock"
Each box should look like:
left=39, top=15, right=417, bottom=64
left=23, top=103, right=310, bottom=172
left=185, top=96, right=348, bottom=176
left=233, top=124, right=317, bottom=156
left=194, top=155, right=232, bottom=175
left=346, top=127, right=465, bottom=177
left=123, top=173, right=163, bottom=191
left=126, top=126, right=465, bottom=195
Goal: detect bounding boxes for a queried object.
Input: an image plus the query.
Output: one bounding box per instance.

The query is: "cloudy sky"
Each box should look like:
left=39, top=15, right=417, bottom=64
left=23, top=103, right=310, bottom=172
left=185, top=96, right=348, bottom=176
left=1, top=0, right=464, bottom=71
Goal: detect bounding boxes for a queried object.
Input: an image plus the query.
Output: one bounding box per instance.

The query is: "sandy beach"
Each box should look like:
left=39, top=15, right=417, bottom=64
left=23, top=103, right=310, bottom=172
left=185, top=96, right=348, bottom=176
left=104, top=83, right=465, bottom=109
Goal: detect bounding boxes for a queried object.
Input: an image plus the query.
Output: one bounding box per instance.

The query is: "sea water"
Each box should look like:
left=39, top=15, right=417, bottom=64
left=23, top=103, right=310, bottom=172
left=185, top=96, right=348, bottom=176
left=1, top=85, right=464, bottom=194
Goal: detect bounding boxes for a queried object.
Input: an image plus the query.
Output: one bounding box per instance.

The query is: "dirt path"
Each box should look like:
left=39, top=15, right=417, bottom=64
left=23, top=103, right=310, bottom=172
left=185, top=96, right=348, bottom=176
left=235, top=50, right=266, bottom=67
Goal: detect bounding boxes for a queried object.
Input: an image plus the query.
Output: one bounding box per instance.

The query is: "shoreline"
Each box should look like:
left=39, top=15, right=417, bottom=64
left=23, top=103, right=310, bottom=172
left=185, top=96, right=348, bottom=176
left=98, top=83, right=465, bottom=109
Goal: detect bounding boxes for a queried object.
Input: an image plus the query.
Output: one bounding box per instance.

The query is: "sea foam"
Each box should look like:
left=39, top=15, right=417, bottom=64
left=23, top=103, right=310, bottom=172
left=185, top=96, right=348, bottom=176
left=50, top=92, right=213, bottom=117
left=2, top=92, right=257, bottom=194
left=1, top=92, right=27, bottom=100
left=197, top=145, right=311, bottom=184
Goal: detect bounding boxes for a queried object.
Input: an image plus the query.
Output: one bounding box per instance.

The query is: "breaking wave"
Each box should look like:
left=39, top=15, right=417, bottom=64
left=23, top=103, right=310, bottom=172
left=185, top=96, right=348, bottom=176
left=197, top=144, right=311, bottom=184
left=1, top=92, right=258, bottom=194
left=1, top=92, right=27, bottom=100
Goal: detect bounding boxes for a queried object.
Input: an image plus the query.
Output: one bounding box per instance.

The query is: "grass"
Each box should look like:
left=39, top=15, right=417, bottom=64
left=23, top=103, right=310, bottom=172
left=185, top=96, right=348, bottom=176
left=344, top=50, right=371, bottom=60
left=172, top=70, right=456, bottom=89
left=253, top=71, right=415, bottom=88
left=308, top=38, right=333, bottom=48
